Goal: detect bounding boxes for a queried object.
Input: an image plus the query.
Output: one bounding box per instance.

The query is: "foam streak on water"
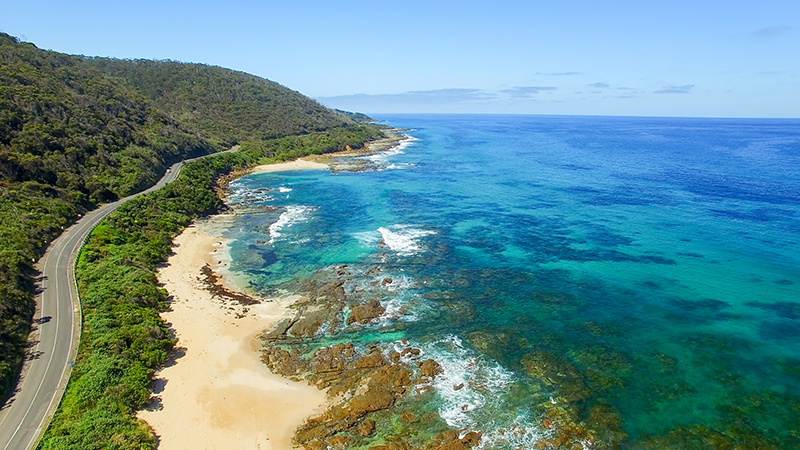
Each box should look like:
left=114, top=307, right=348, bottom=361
left=421, top=336, right=516, bottom=428
left=358, top=135, right=418, bottom=170
left=377, top=225, right=436, bottom=255
left=268, top=205, right=314, bottom=244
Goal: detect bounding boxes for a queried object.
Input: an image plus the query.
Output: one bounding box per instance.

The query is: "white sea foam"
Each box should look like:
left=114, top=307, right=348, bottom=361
left=360, top=135, right=417, bottom=170
left=341, top=269, right=425, bottom=325
left=378, top=276, right=426, bottom=324
left=352, top=230, right=382, bottom=248
left=278, top=186, right=292, bottom=193
left=478, top=414, right=548, bottom=450
left=268, top=206, right=314, bottom=244
left=416, top=335, right=516, bottom=430
left=226, top=182, right=275, bottom=205
left=366, top=136, right=416, bottom=160
left=384, top=163, right=414, bottom=170
left=377, top=225, right=435, bottom=256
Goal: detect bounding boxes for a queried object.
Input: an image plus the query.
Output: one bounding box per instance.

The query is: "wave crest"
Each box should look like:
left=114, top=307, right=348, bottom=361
left=377, top=225, right=436, bottom=255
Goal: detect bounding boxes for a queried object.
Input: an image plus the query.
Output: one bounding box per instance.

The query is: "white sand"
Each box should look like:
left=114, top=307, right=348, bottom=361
left=138, top=225, right=326, bottom=449
left=249, top=159, right=328, bottom=173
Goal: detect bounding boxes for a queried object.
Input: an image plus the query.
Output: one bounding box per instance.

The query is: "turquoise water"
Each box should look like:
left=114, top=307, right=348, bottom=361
left=225, top=115, right=800, bottom=448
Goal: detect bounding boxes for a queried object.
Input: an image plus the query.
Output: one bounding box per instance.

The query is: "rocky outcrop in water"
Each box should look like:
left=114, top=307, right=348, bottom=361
left=347, top=298, right=385, bottom=325
left=258, top=266, right=482, bottom=450
left=257, top=260, right=638, bottom=450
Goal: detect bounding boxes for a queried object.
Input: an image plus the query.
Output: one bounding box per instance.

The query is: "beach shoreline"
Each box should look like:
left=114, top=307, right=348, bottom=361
left=250, top=158, right=329, bottom=173
left=139, top=130, right=415, bottom=449
left=138, top=223, right=328, bottom=449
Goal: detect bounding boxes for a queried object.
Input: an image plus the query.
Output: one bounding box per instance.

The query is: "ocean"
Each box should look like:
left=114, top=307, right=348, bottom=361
left=223, top=114, right=800, bottom=448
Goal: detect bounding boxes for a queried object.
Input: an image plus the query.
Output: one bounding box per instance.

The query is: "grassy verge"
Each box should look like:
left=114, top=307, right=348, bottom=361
left=37, top=126, right=380, bottom=449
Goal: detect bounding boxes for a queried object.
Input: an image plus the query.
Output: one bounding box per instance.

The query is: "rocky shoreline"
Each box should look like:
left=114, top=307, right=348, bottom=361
left=225, top=131, right=627, bottom=449
left=252, top=264, right=631, bottom=450
left=259, top=265, right=483, bottom=450
left=318, top=127, right=412, bottom=173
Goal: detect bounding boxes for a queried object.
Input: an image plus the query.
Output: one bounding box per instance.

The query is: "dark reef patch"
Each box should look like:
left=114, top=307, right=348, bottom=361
left=673, top=298, right=731, bottom=312
left=746, top=301, right=800, bottom=320
left=562, top=186, right=603, bottom=195
left=759, top=320, right=800, bottom=342
left=711, top=208, right=774, bottom=222
left=559, top=163, right=595, bottom=171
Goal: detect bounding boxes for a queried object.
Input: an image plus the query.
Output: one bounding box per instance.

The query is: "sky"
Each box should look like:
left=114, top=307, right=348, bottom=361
left=1, top=0, right=798, bottom=117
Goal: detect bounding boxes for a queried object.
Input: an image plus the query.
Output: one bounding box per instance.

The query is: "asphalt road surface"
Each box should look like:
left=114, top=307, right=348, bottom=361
left=0, top=147, right=237, bottom=450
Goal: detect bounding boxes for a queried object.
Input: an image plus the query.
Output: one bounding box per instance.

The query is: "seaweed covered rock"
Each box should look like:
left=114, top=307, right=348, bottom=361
left=425, top=429, right=483, bottom=450
left=418, top=359, right=444, bottom=380
left=261, top=268, right=478, bottom=450
left=343, top=365, right=413, bottom=416
left=261, top=346, right=308, bottom=379
left=354, top=347, right=389, bottom=369
left=634, top=424, right=787, bottom=450
left=521, top=351, right=590, bottom=402
left=311, top=343, right=355, bottom=374
left=358, top=418, right=376, bottom=437
left=347, top=298, right=386, bottom=325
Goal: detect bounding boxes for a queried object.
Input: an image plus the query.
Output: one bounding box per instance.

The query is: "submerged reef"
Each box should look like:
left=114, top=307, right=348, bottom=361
left=255, top=262, right=800, bottom=449
left=260, top=266, right=478, bottom=449
left=256, top=264, right=637, bottom=450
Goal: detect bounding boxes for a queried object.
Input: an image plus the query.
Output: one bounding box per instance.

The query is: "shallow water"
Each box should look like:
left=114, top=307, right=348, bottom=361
left=224, top=114, right=800, bottom=448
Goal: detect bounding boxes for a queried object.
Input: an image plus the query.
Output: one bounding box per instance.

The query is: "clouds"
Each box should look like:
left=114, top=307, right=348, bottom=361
left=501, top=86, right=557, bottom=98
left=754, top=26, right=793, bottom=38
left=400, top=88, right=493, bottom=103
left=317, top=89, right=492, bottom=109
left=318, top=80, right=705, bottom=114
left=317, top=86, right=561, bottom=112
left=654, top=84, right=694, bottom=94
left=535, top=72, right=583, bottom=76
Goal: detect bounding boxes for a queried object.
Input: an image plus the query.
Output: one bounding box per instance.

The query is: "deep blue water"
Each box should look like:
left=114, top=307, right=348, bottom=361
left=224, top=115, right=800, bottom=448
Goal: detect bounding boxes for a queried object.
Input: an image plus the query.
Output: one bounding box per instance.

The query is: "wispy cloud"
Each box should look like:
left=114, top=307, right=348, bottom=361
left=316, top=88, right=503, bottom=112
left=754, top=26, right=793, bottom=37
left=403, top=88, right=493, bottom=102
left=589, top=82, right=611, bottom=89
left=501, top=86, right=557, bottom=98
left=654, top=84, right=694, bottom=94
left=319, top=88, right=493, bottom=106
left=317, top=85, right=566, bottom=113
left=536, top=72, right=583, bottom=76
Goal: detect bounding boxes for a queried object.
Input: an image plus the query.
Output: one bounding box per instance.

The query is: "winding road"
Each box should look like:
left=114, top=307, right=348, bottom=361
left=0, top=147, right=236, bottom=450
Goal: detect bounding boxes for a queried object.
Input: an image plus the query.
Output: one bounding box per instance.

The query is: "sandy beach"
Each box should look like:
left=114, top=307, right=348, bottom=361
left=138, top=147, right=414, bottom=448
left=138, top=178, right=328, bottom=448
left=249, top=158, right=328, bottom=173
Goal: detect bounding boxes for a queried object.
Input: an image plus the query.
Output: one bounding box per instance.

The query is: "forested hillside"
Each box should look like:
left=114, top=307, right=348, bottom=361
left=0, top=32, right=377, bottom=401
left=88, top=58, right=354, bottom=144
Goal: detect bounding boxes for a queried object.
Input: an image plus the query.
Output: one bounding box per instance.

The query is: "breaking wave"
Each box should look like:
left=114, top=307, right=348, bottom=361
left=268, top=206, right=315, bottom=244
left=377, top=225, right=436, bottom=256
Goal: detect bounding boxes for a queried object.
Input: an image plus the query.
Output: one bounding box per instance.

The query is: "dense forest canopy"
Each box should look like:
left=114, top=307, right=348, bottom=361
left=87, top=58, right=355, bottom=144
left=0, top=31, right=376, bottom=401
left=0, top=33, right=215, bottom=201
